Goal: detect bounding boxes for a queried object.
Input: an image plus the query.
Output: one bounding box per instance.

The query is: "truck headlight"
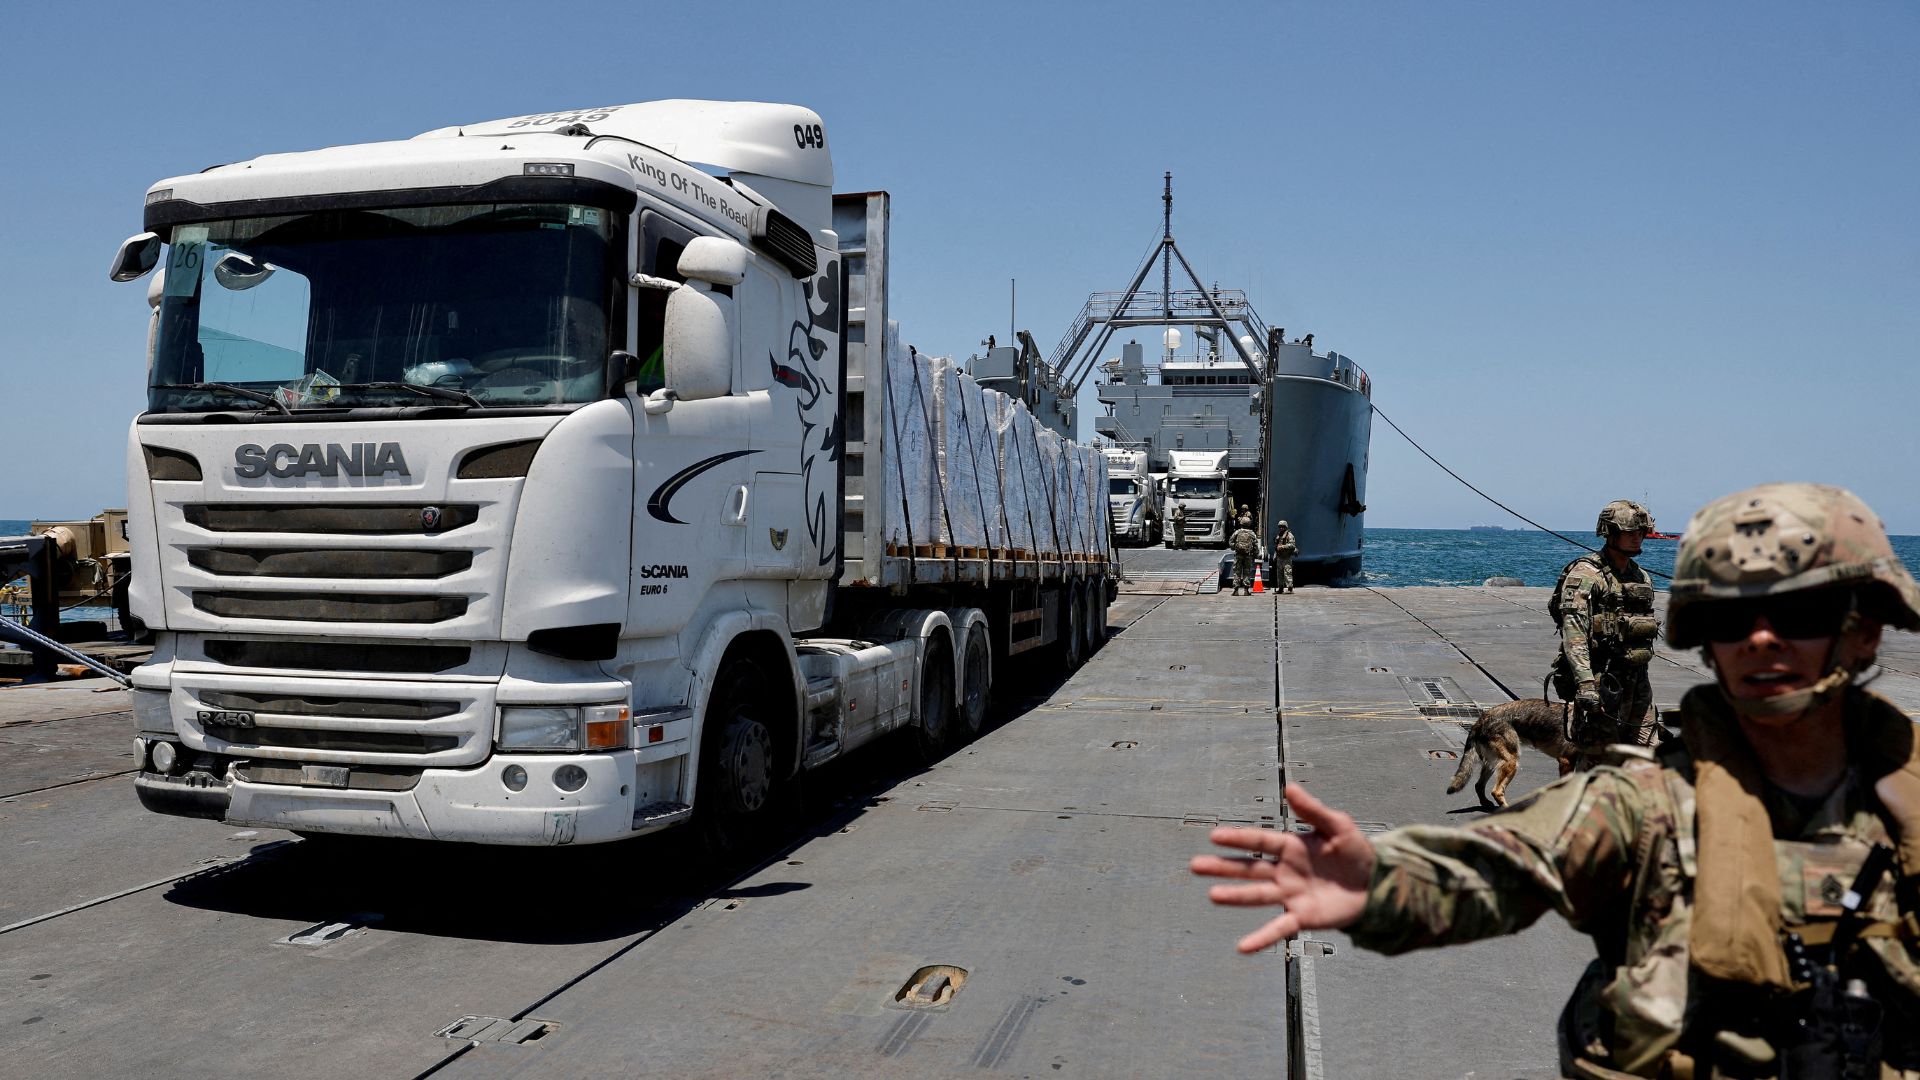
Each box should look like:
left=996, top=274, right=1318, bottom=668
left=132, top=689, right=173, bottom=736
left=497, top=703, right=631, bottom=752
left=498, top=706, right=580, bottom=751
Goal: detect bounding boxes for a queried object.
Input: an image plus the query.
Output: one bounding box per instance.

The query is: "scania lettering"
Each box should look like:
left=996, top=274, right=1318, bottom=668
left=113, top=100, right=1111, bottom=847
left=233, top=442, right=411, bottom=479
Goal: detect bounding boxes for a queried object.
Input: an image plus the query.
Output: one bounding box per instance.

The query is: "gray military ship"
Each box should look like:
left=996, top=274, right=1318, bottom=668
left=1054, top=175, right=1373, bottom=581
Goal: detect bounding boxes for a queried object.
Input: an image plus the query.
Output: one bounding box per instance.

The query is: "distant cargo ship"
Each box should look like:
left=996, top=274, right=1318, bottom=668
left=1051, top=175, right=1372, bottom=581
left=1468, top=524, right=1506, bottom=532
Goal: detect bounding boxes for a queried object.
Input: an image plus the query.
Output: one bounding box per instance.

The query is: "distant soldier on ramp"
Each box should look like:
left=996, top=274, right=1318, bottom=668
left=1228, top=523, right=1259, bottom=596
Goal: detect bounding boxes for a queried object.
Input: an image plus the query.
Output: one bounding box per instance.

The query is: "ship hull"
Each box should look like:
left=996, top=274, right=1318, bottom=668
left=1262, top=373, right=1371, bottom=583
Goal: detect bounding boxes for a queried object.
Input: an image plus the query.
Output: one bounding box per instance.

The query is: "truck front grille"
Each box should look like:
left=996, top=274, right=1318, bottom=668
left=202, top=639, right=472, bottom=673
left=199, top=690, right=459, bottom=720
left=184, top=504, right=478, bottom=535
left=206, top=725, right=460, bottom=755
left=192, top=591, right=469, bottom=623
left=187, top=547, right=474, bottom=579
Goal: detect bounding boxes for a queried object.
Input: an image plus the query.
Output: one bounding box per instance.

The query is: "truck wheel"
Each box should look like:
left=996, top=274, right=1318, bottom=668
left=911, top=635, right=953, bottom=762
left=955, top=628, right=991, bottom=744
left=1084, top=579, right=1106, bottom=656
left=697, top=657, right=782, bottom=849
left=1061, top=585, right=1085, bottom=669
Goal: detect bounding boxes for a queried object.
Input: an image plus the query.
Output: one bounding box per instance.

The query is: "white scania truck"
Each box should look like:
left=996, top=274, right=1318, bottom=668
left=1165, top=450, right=1230, bottom=546
left=111, top=100, right=1111, bottom=846
left=1101, top=448, right=1159, bottom=545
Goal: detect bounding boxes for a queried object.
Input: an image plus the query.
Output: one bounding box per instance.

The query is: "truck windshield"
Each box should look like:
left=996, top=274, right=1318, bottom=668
left=1109, top=478, right=1139, bottom=496
left=1170, top=478, right=1223, bottom=498
left=149, top=203, right=623, bottom=412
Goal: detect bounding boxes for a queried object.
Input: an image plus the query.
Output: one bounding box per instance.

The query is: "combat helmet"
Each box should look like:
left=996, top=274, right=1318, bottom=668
left=1668, top=483, right=1919, bottom=645
left=1596, top=500, right=1654, bottom=538
left=1666, top=483, right=1920, bottom=714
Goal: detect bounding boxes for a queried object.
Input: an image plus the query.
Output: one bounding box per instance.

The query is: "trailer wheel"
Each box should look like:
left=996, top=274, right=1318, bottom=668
left=697, top=657, right=782, bottom=848
left=955, top=627, right=991, bottom=744
left=1084, top=578, right=1107, bottom=656
left=1061, top=585, right=1085, bottom=669
left=911, top=634, right=954, bottom=762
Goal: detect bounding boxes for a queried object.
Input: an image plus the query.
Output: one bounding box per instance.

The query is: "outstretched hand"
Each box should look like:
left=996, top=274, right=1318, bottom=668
left=1189, top=783, right=1377, bottom=953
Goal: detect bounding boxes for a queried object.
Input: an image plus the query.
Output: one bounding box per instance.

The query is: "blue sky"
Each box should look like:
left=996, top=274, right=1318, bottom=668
left=3, top=1, right=1914, bottom=531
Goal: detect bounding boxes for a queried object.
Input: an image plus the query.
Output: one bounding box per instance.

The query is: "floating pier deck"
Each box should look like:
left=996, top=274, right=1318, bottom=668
left=4, top=557, right=1916, bottom=1077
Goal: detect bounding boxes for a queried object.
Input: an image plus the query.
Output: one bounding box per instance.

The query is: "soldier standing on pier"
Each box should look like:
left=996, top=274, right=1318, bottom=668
left=1195, top=483, right=1920, bottom=1077
left=1228, top=521, right=1259, bottom=595
left=1551, top=500, right=1661, bottom=758
left=1170, top=503, right=1188, bottom=550
left=1272, top=519, right=1298, bottom=594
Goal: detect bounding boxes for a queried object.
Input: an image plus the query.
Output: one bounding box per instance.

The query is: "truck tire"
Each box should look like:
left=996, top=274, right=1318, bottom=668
left=697, top=656, right=783, bottom=850
left=1084, top=578, right=1106, bottom=656
left=911, top=634, right=953, bottom=762
left=1061, top=585, right=1085, bottom=669
left=955, top=627, right=991, bottom=744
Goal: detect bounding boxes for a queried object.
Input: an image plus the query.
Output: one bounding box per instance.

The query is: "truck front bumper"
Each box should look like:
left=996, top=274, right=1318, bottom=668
left=135, top=751, right=657, bottom=846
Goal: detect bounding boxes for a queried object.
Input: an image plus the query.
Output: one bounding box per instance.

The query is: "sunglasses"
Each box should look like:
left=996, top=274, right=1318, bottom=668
left=1697, top=589, right=1856, bottom=644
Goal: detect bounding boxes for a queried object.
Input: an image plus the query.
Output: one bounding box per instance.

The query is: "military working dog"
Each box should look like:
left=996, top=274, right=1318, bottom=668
left=1446, top=698, right=1576, bottom=809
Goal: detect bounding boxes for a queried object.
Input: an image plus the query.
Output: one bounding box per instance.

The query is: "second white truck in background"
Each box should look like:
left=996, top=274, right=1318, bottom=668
left=1101, top=448, right=1160, bottom=545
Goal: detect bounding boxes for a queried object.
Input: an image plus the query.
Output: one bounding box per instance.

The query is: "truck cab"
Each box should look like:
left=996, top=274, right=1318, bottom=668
left=1165, top=450, right=1230, bottom=547
left=113, top=101, right=845, bottom=846
left=1101, top=449, right=1158, bottom=545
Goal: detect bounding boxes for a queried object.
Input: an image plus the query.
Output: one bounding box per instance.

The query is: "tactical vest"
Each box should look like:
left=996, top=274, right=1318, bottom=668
left=1550, top=554, right=1660, bottom=665
left=1559, top=734, right=1920, bottom=1079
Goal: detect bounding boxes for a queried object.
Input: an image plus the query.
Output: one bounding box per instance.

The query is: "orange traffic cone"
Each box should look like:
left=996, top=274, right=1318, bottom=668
left=1251, top=573, right=1264, bottom=594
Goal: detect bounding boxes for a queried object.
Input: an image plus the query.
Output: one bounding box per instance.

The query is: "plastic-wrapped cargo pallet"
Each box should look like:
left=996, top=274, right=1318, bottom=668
left=931, top=357, right=994, bottom=551
left=1036, top=429, right=1067, bottom=557
left=1090, top=450, right=1111, bottom=549
left=881, top=322, right=938, bottom=553
left=993, top=395, right=1040, bottom=557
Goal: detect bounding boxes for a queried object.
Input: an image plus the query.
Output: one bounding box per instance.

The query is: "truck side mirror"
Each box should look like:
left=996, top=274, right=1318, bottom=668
left=676, top=236, right=749, bottom=288
left=663, top=282, right=734, bottom=401
left=110, top=232, right=162, bottom=282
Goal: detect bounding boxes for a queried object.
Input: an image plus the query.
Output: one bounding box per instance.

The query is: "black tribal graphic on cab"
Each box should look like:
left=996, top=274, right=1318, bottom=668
left=770, top=260, right=842, bottom=567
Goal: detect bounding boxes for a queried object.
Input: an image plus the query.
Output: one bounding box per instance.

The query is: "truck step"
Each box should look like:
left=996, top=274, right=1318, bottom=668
left=632, top=801, right=692, bottom=830
left=801, top=739, right=842, bottom=770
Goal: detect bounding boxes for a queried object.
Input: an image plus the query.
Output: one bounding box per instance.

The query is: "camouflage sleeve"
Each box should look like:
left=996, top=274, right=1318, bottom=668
left=1345, top=765, right=1654, bottom=955
left=1559, top=565, right=1599, bottom=684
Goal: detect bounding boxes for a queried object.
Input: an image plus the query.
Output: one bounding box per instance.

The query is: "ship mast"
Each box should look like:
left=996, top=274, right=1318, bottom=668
left=1048, top=174, right=1272, bottom=401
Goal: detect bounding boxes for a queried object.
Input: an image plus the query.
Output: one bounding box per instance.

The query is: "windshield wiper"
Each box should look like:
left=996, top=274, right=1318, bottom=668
left=335, top=382, right=486, bottom=409
left=153, top=382, right=292, bottom=414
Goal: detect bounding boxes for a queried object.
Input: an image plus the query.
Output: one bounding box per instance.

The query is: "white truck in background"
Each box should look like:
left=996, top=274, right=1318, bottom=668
left=1101, top=448, right=1160, bottom=545
left=1165, top=450, right=1231, bottom=547
left=111, top=100, right=1111, bottom=847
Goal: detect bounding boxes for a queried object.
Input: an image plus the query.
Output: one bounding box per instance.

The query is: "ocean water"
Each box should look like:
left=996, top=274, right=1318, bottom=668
left=1359, top=527, right=1920, bottom=590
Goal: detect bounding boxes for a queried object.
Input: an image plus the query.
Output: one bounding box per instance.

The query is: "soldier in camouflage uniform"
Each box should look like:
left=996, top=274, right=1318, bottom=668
left=1169, top=503, right=1188, bottom=550
left=1272, top=519, right=1298, bottom=594
left=1553, top=500, right=1662, bottom=757
left=1194, top=483, right=1920, bottom=1077
left=1228, top=522, right=1259, bottom=595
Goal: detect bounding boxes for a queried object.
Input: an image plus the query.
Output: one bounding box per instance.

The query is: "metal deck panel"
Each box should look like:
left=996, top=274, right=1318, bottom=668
left=0, top=775, right=287, bottom=927
left=1275, top=588, right=1589, bottom=1078
left=432, top=805, right=1286, bottom=1079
